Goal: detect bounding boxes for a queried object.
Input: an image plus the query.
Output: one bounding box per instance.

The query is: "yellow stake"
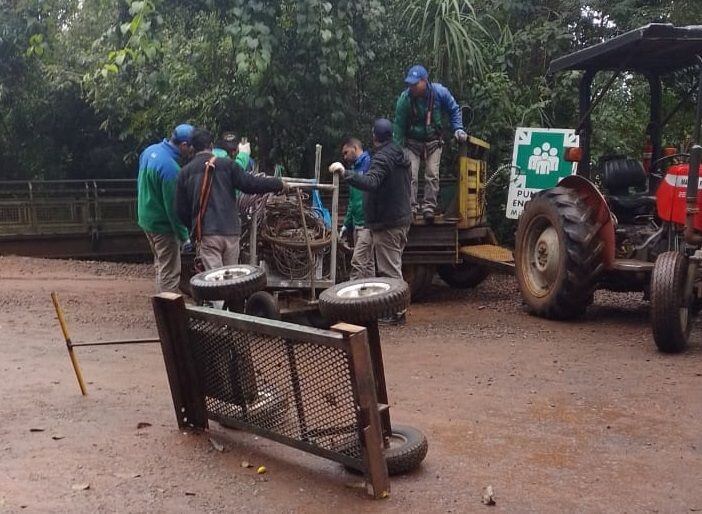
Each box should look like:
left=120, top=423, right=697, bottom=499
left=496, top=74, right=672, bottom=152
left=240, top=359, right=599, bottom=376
left=50, top=292, right=88, bottom=396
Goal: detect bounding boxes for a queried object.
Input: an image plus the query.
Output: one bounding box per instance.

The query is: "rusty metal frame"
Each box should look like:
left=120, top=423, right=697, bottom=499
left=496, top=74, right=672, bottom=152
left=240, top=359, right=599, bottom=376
left=151, top=293, right=390, bottom=499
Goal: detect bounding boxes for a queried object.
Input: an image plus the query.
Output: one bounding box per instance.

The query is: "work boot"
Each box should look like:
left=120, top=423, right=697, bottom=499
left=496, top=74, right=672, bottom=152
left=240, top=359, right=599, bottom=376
left=423, top=210, right=435, bottom=224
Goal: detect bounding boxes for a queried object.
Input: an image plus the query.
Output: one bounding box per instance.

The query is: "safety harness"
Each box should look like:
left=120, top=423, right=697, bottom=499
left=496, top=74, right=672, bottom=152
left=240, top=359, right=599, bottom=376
left=407, top=83, right=442, bottom=159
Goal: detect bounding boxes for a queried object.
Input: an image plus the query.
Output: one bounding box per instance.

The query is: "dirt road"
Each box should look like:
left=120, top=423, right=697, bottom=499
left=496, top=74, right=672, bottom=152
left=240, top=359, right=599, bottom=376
left=1, top=255, right=701, bottom=512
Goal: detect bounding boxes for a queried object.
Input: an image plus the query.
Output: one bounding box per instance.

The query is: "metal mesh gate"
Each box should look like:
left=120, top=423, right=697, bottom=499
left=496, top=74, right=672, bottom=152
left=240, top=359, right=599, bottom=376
left=187, top=314, right=362, bottom=461
left=152, top=294, right=389, bottom=499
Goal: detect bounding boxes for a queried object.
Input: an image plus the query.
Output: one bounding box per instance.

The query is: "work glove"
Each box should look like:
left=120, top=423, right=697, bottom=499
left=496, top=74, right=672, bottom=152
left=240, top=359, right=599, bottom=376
left=339, top=225, right=348, bottom=240
left=238, top=141, right=251, bottom=155
left=328, top=162, right=345, bottom=174
left=454, top=129, right=469, bottom=143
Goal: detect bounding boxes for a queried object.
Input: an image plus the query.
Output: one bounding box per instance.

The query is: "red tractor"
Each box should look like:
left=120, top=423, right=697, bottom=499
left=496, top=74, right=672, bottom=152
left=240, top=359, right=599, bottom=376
left=514, top=24, right=702, bottom=351
left=650, top=60, right=702, bottom=353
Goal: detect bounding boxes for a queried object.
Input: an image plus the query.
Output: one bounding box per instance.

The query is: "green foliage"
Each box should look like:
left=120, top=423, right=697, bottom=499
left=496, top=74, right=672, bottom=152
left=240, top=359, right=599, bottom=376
left=400, top=0, right=492, bottom=90
left=3, top=0, right=702, bottom=244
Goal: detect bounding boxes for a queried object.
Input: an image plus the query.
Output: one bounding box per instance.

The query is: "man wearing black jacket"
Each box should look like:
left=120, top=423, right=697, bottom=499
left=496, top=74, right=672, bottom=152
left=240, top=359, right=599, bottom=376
left=329, top=118, right=412, bottom=323
left=176, top=128, right=285, bottom=269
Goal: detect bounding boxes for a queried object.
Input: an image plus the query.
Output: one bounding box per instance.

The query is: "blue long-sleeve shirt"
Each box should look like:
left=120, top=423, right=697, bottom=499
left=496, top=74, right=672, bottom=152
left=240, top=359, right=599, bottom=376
left=393, top=82, right=464, bottom=146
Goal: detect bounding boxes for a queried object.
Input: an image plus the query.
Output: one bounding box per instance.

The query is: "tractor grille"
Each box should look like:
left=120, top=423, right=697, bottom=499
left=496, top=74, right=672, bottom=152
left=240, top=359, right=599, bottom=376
left=186, top=314, right=363, bottom=461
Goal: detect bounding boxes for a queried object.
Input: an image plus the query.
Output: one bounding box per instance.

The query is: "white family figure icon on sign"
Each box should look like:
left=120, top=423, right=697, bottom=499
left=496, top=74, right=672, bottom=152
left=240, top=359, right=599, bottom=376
left=528, top=143, right=559, bottom=174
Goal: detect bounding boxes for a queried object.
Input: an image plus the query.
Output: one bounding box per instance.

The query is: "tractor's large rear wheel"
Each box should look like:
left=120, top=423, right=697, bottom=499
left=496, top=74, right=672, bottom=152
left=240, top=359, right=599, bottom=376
left=650, top=251, right=693, bottom=353
left=515, top=187, right=604, bottom=320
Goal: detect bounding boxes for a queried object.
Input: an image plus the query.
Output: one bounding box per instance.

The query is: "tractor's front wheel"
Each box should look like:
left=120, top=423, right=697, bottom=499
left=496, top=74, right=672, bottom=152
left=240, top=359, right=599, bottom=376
left=651, top=251, right=693, bottom=353
left=515, top=187, right=604, bottom=320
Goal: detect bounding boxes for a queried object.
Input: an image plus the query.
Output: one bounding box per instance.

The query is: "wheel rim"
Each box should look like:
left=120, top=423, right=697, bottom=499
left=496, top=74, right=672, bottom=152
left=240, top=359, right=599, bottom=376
left=336, top=282, right=391, bottom=299
left=386, top=432, right=408, bottom=451
left=203, top=267, right=252, bottom=282
left=522, top=216, right=560, bottom=298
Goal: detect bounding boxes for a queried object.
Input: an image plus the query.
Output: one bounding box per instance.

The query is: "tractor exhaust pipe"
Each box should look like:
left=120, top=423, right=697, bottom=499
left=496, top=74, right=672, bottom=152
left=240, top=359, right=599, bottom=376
left=684, top=56, right=702, bottom=246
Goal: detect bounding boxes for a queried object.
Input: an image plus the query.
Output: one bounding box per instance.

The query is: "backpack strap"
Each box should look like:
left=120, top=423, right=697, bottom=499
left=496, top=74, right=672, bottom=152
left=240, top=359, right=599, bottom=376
left=193, top=156, right=217, bottom=243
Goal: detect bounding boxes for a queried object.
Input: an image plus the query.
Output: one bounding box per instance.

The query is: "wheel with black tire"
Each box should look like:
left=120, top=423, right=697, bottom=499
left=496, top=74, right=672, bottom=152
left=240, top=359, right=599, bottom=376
left=384, top=425, right=428, bottom=475
left=515, top=187, right=604, bottom=320
left=319, top=278, right=410, bottom=324
left=402, top=264, right=435, bottom=302
left=343, top=424, right=428, bottom=476
left=651, top=251, right=693, bottom=353
left=190, top=265, right=266, bottom=303
left=245, top=291, right=280, bottom=320
left=438, top=261, right=489, bottom=288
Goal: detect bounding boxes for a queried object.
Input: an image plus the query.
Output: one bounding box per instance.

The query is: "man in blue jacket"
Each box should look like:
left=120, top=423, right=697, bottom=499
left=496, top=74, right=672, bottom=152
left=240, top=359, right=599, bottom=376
left=393, top=65, right=468, bottom=223
left=340, top=137, right=374, bottom=279
left=137, top=123, right=194, bottom=293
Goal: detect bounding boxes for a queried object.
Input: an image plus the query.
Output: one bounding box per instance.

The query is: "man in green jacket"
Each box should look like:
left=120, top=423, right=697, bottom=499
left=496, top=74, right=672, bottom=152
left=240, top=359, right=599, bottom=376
left=137, top=123, right=193, bottom=293
left=393, top=65, right=468, bottom=223
left=340, top=137, right=374, bottom=279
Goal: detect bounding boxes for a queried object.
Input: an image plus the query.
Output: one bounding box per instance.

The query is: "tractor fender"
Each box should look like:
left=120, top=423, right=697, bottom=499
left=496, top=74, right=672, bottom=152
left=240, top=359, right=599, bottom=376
left=558, top=175, right=616, bottom=269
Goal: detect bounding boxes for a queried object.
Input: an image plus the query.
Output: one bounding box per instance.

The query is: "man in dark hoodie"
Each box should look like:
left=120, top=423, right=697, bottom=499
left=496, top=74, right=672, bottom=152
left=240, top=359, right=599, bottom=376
left=329, top=119, right=411, bottom=323
left=175, top=128, right=286, bottom=270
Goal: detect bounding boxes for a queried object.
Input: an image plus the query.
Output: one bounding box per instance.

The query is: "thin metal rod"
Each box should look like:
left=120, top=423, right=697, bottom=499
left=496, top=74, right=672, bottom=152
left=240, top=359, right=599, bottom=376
left=576, top=67, right=624, bottom=133
left=296, top=187, right=316, bottom=299
left=330, top=171, right=339, bottom=284
left=282, top=181, right=336, bottom=191
left=314, top=144, right=322, bottom=183
left=250, top=210, right=258, bottom=266
left=694, top=56, right=702, bottom=146
left=70, top=338, right=160, bottom=347
left=50, top=292, right=88, bottom=396
left=661, top=80, right=699, bottom=128
left=281, top=177, right=318, bottom=184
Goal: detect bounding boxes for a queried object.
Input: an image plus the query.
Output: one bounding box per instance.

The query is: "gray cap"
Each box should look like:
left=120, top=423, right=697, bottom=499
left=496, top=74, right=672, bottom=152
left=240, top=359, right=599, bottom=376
left=373, top=118, right=392, bottom=142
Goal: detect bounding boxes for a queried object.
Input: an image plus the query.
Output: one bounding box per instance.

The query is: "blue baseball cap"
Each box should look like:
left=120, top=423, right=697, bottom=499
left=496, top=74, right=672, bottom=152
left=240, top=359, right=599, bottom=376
left=404, top=65, right=428, bottom=85
left=171, top=123, right=194, bottom=144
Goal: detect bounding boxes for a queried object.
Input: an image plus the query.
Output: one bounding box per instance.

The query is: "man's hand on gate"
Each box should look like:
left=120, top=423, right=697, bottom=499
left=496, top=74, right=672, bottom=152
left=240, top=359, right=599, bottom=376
left=338, top=225, right=348, bottom=240
left=328, top=162, right=345, bottom=175
left=455, top=129, right=469, bottom=143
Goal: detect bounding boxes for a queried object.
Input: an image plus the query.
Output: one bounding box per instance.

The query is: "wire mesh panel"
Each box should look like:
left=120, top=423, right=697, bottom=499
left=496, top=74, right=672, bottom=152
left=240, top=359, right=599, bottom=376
left=187, top=312, right=363, bottom=463
left=152, top=295, right=390, bottom=498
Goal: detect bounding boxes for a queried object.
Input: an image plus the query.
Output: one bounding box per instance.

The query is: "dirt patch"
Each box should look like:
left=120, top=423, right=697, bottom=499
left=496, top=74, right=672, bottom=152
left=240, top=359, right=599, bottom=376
left=1, top=255, right=701, bottom=512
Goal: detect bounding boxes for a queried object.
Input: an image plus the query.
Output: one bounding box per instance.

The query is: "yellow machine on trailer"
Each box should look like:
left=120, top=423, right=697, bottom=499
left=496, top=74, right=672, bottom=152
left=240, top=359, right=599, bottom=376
left=401, top=136, right=514, bottom=300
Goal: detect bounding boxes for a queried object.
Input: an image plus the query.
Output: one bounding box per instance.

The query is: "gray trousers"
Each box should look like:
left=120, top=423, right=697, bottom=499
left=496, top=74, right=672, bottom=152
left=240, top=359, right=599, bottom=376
left=199, top=235, right=240, bottom=270
left=406, top=143, right=442, bottom=214
left=350, top=227, right=375, bottom=280
left=145, top=231, right=181, bottom=294
left=372, top=225, right=409, bottom=281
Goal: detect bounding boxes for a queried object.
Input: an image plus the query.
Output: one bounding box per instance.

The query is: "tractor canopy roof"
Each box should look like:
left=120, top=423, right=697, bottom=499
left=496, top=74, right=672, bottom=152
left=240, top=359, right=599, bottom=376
left=549, top=23, right=702, bottom=75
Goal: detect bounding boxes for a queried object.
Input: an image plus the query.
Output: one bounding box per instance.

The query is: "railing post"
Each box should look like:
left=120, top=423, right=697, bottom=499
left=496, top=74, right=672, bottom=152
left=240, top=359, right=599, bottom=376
left=152, top=293, right=208, bottom=430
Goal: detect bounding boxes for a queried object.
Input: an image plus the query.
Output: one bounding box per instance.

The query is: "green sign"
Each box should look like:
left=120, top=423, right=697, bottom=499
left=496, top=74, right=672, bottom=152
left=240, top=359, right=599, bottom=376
left=506, top=127, right=579, bottom=219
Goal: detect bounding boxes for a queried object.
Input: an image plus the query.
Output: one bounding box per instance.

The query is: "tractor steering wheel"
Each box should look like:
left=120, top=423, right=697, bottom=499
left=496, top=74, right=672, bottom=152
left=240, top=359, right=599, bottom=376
left=649, top=153, right=690, bottom=179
